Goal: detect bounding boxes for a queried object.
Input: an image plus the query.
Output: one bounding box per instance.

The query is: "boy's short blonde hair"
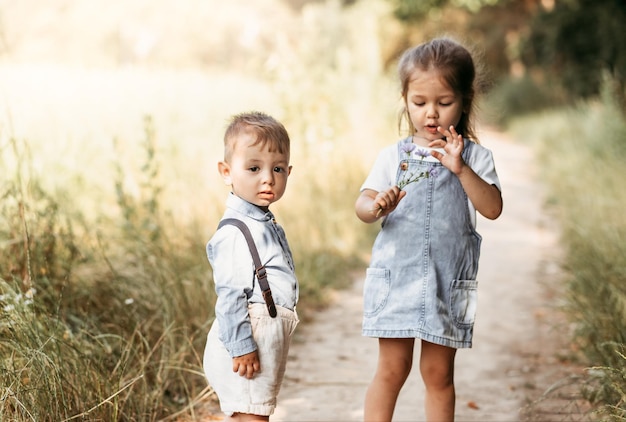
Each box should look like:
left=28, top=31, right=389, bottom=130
left=223, top=112, right=291, bottom=162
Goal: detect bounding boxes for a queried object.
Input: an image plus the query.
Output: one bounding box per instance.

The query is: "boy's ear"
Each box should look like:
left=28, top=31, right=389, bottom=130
left=217, top=161, right=232, bottom=185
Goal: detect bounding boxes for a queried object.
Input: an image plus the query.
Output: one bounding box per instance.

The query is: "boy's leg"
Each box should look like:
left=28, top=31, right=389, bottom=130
left=419, top=340, right=457, bottom=422
left=364, top=338, right=415, bottom=422
left=226, top=413, right=269, bottom=422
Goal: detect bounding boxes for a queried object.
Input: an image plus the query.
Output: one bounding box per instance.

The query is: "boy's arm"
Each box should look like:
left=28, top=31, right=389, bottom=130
left=209, top=228, right=259, bottom=358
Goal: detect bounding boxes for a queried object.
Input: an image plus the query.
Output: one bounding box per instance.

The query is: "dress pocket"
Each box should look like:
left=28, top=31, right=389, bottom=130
left=449, top=279, right=478, bottom=328
left=363, top=268, right=391, bottom=317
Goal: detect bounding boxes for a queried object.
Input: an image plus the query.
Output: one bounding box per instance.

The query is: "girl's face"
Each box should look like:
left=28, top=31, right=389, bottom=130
left=405, top=68, right=464, bottom=146
left=218, top=132, right=291, bottom=209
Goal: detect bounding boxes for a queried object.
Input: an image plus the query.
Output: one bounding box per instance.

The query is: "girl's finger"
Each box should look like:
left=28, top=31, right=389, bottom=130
left=437, top=126, right=449, bottom=138
left=428, top=138, right=447, bottom=148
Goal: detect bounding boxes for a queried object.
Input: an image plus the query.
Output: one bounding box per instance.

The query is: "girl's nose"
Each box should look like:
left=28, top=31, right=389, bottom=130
left=426, top=105, right=438, bottom=118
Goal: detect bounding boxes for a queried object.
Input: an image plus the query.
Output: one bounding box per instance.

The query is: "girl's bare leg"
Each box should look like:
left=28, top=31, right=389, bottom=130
left=419, top=340, right=457, bottom=422
left=364, top=338, right=415, bottom=422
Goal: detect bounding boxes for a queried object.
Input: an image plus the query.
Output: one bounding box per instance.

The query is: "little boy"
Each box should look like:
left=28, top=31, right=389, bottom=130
left=203, top=111, right=299, bottom=421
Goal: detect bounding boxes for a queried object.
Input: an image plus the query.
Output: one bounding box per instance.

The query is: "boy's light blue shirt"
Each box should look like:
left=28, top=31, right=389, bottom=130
left=207, top=193, right=298, bottom=357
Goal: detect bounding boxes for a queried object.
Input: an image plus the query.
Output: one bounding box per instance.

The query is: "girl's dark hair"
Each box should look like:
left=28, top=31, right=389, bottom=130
left=398, top=37, right=479, bottom=142
left=223, top=111, right=290, bottom=162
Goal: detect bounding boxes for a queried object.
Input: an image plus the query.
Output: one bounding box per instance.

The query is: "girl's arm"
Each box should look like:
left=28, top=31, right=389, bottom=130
left=355, top=187, right=407, bottom=223
left=430, top=126, right=503, bottom=220
left=455, top=165, right=502, bottom=220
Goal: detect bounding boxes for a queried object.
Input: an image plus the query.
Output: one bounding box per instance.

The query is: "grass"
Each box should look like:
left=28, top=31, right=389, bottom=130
left=509, top=94, right=626, bottom=419
left=1, top=110, right=378, bottom=418
left=0, top=1, right=401, bottom=418
left=0, top=103, right=383, bottom=420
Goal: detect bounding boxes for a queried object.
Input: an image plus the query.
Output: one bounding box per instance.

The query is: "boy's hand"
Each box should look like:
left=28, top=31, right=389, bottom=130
left=232, top=351, right=261, bottom=379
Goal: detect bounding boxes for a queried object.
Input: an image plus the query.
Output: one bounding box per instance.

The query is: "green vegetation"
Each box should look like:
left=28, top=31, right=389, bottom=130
left=509, top=92, right=626, bottom=418
left=1, top=129, right=217, bottom=419
left=0, top=114, right=374, bottom=419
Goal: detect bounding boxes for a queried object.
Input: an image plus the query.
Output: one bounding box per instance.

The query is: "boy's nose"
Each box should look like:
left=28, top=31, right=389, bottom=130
left=261, top=169, right=275, bottom=185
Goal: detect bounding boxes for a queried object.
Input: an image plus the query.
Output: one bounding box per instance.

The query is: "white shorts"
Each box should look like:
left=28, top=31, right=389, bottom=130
left=203, top=304, right=299, bottom=416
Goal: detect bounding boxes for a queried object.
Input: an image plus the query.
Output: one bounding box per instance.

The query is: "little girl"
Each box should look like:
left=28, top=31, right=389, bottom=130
left=355, top=37, right=503, bottom=421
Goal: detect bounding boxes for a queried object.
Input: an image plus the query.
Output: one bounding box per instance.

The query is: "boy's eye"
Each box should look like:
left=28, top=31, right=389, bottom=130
left=249, top=166, right=260, bottom=172
left=274, top=166, right=285, bottom=173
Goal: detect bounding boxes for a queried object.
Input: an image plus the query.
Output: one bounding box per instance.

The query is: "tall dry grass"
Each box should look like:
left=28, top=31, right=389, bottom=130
left=510, top=91, right=626, bottom=418
left=0, top=0, right=402, bottom=418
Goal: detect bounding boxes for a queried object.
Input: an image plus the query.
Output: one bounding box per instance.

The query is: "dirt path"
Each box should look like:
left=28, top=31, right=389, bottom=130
left=270, top=130, right=582, bottom=421
left=193, top=130, right=588, bottom=422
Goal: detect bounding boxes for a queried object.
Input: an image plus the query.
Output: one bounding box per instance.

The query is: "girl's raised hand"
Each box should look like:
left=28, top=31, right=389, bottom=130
left=429, top=125, right=465, bottom=175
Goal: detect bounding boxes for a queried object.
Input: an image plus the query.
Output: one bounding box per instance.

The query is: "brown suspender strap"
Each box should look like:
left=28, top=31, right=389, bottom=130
left=218, top=218, right=278, bottom=318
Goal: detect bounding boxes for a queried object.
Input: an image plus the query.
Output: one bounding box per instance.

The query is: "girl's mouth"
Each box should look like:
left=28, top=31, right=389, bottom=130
left=425, top=125, right=439, bottom=134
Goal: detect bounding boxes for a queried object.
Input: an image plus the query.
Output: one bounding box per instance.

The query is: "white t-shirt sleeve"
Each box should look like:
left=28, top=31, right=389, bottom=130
left=465, top=142, right=501, bottom=227
left=466, top=142, right=501, bottom=191
left=360, top=144, right=397, bottom=192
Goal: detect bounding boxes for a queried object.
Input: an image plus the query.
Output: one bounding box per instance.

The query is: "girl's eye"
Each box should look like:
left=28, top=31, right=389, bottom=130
left=414, top=102, right=425, bottom=107
left=440, top=102, right=452, bottom=106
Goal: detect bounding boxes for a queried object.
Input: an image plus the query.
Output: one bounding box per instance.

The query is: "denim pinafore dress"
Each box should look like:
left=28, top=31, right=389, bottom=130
left=362, top=137, right=481, bottom=348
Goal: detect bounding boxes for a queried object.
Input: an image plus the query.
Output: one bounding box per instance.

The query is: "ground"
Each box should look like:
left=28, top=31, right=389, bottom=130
left=189, top=130, right=593, bottom=421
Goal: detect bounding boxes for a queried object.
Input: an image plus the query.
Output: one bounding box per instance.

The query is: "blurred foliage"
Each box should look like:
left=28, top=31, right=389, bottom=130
left=520, top=0, right=626, bottom=106
left=387, top=0, right=626, bottom=117
left=0, top=126, right=217, bottom=419
left=511, top=93, right=626, bottom=418
left=389, top=0, right=500, bottom=19
left=482, top=75, right=563, bottom=126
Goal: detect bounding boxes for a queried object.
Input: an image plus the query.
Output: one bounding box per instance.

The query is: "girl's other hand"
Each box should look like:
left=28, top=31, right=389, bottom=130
left=232, top=351, right=261, bottom=379
left=429, top=125, right=465, bottom=175
left=373, top=186, right=406, bottom=218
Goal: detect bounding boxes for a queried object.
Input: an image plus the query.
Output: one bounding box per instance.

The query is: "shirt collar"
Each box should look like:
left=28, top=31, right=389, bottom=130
left=226, top=192, right=274, bottom=222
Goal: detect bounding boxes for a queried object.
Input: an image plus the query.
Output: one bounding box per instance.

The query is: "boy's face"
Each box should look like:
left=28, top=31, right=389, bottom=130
left=218, top=132, right=292, bottom=209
